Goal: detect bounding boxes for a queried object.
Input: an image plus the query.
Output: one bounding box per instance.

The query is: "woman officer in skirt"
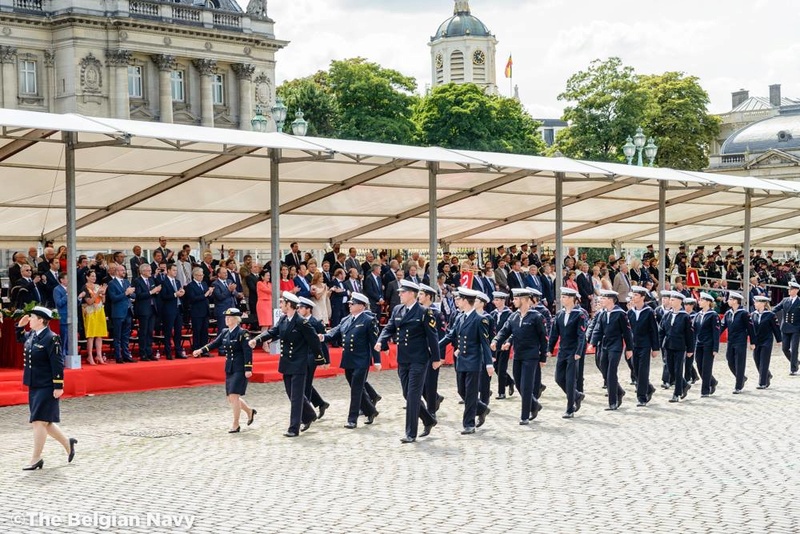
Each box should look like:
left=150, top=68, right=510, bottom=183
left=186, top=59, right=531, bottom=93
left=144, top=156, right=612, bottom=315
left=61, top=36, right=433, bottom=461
left=193, top=308, right=256, bottom=433
left=17, top=306, right=77, bottom=470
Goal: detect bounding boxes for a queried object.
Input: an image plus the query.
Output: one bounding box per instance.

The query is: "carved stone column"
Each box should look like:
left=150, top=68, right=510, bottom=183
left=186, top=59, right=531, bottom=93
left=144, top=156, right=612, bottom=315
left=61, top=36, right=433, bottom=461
left=106, top=49, right=132, bottom=119
left=44, top=49, right=55, bottom=111
left=151, top=54, right=176, bottom=123
left=1, top=46, right=18, bottom=109
left=232, top=63, right=255, bottom=131
left=192, top=58, right=216, bottom=127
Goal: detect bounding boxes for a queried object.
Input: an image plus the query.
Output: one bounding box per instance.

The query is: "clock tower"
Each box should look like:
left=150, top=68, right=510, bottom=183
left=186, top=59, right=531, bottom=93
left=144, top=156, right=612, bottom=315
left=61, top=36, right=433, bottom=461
left=429, top=0, right=498, bottom=94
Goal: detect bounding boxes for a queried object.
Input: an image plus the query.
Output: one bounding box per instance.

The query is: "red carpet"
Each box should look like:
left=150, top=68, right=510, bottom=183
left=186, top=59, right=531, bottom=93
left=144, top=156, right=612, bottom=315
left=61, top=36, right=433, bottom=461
left=0, top=344, right=451, bottom=407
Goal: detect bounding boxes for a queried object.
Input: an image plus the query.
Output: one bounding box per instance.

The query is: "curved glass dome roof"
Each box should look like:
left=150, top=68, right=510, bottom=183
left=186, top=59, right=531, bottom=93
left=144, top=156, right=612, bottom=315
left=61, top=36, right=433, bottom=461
left=721, top=108, right=800, bottom=154
left=432, top=1, right=492, bottom=41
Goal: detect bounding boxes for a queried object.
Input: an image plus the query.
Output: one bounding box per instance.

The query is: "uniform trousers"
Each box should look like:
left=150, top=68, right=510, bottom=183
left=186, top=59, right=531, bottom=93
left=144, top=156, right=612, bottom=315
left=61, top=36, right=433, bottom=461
left=454, top=356, right=466, bottom=400
left=364, top=381, right=379, bottom=404
left=533, top=361, right=544, bottom=399
left=684, top=353, right=700, bottom=383
left=304, top=360, right=326, bottom=408
left=555, top=355, right=579, bottom=413
left=460, top=370, right=489, bottom=429
left=633, top=347, right=655, bottom=403
left=661, top=353, right=672, bottom=386
left=665, top=350, right=687, bottom=397
left=138, top=314, right=155, bottom=357
left=694, top=345, right=717, bottom=395
left=344, top=368, right=376, bottom=423
left=781, top=332, right=800, bottom=373
left=512, top=359, right=537, bottom=420
left=398, top=362, right=435, bottom=438
left=423, top=366, right=441, bottom=415
left=726, top=343, right=748, bottom=390
left=494, top=349, right=511, bottom=395
left=599, top=348, right=625, bottom=406
left=753, top=345, right=773, bottom=387
left=576, top=348, right=586, bottom=393
left=283, top=372, right=316, bottom=434
left=479, top=367, right=491, bottom=405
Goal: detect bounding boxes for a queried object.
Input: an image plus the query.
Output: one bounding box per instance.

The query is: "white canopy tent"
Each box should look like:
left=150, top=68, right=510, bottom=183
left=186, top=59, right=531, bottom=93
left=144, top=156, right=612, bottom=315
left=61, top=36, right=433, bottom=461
left=0, top=109, right=797, bottom=365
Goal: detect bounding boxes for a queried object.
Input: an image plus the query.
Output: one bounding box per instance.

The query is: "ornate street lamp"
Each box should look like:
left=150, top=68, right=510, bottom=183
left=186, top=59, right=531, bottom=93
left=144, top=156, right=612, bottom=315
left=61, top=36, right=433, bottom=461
left=250, top=105, right=268, bottom=133
left=271, top=97, right=288, bottom=132
left=633, top=126, right=646, bottom=167
left=644, top=137, right=658, bottom=166
left=291, top=109, right=308, bottom=137
left=622, top=136, right=636, bottom=165
left=623, top=127, right=658, bottom=166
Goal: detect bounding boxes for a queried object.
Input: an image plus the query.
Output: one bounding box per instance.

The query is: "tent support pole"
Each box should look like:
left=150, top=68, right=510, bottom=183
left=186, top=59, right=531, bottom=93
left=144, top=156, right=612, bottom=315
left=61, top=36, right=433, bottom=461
left=658, top=180, right=667, bottom=293
left=63, top=131, right=80, bottom=368
left=555, top=172, right=565, bottom=310
left=428, top=161, right=438, bottom=288
left=743, top=188, right=752, bottom=310
left=270, top=148, right=281, bottom=311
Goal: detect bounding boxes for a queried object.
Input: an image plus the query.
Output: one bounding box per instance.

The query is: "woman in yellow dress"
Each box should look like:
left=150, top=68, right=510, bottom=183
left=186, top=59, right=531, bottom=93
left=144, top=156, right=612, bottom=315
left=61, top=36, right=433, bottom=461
left=81, top=270, right=108, bottom=365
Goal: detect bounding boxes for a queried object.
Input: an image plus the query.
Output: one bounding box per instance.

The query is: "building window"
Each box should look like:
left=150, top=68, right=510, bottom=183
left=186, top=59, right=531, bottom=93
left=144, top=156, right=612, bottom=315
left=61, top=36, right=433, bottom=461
left=128, top=66, right=143, bottom=98
left=211, top=74, right=224, bottom=105
left=19, top=60, right=37, bottom=95
left=170, top=70, right=185, bottom=102
left=450, top=51, right=464, bottom=83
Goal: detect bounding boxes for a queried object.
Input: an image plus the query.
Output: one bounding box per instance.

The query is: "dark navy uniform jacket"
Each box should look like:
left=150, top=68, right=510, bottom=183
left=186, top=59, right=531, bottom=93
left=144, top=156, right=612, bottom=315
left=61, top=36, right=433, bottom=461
left=548, top=307, right=587, bottom=359
left=491, top=307, right=512, bottom=355
left=19, top=327, right=63, bottom=389
left=377, top=302, right=440, bottom=365
left=659, top=310, right=694, bottom=352
left=306, top=315, right=331, bottom=366
left=773, top=297, right=800, bottom=333
left=590, top=306, right=633, bottom=353
left=751, top=310, right=782, bottom=347
left=202, top=325, right=253, bottom=375
left=492, top=308, right=547, bottom=362
left=257, top=313, right=323, bottom=375
left=438, top=310, right=493, bottom=372
left=627, top=305, right=660, bottom=351
left=324, top=311, right=380, bottom=369
left=693, top=310, right=720, bottom=352
left=721, top=308, right=755, bottom=346
left=534, top=303, right=553, bottom=334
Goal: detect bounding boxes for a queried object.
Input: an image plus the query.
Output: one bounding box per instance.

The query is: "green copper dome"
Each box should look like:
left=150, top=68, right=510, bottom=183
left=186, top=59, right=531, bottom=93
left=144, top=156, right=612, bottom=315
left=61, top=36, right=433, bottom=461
left=432, top=1, right=492, bottom=41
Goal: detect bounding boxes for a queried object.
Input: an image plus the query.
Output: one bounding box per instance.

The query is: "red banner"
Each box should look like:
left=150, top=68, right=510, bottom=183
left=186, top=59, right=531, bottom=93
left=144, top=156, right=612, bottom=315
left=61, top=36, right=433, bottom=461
left=686, top=268, right=700, bottom=288
left=460, top=271, right=474, bottom=289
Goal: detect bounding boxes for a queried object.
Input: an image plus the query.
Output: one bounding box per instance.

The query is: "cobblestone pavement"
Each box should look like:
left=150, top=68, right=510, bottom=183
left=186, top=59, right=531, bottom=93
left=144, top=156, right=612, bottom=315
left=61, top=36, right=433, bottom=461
left=1, top=345, right=800, bottom=533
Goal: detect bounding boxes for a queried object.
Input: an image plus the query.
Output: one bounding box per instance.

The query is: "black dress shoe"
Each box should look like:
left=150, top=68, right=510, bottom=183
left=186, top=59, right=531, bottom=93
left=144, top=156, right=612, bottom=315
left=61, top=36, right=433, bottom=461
left=228, top=427, right=240, bottom=433
left=710, top=382, right=717, bottom=395
left=22, top=459, right=44, bottom=471
left=574, top=392, right=585, bottom=412
left=669, top=396, right=679, bottom=403
left=318, top=402, right=330, bottom=420
left=604, top=404, right=618, bottom=411
left=647, top=385, right=655, bottom=403
left=247, top=409, right=257, bottom=426
left=365, top=411, right=378, bottom=425
left=166, top=355, right=174, bottom=361
left=562, top=412, right=574, bottom=419
left=476, top=407, right=490, bottom=428
left=68, top=438, right=78, bottom=463
left=756, top=385, right=767, bottom=390
left=343, top=422, right=357, bottom=429
left=461, top=427, right=476, bottom=435
left=496, top=393, right=506, bottom=400
left=661, top=382, right=670, bottom=389
left=373, top=395, right=382, bottom=405
left=400, top=436, right=416, bottom=443
left=458, top=400, right=465, bottom=405
left=283, top=431, right=298, bottom=438
left=420, top=418, right=437, bottom=437
left=538, top=384, right=547, bottom=396
left=300, top=421, right=312, bottom=432
left=681, top=383, right=691, bottom=399
left=701, top=394, right=710, bottom=398
left=519, top=419, right=529, bottom=425
left=530, top=401, right=543, bottom=420
left=508, top=382, right=515, bottom=396
left=636, top=401, right=647, bottom=407
left=435, top=395, right=444, bottom=412
left=116, top=358, right=124, bottom=364
left=618, top=390, right=626, bottom=407
left=123, top=357, right=136, bottom=363
left=733, top=389, right=742, bottom=394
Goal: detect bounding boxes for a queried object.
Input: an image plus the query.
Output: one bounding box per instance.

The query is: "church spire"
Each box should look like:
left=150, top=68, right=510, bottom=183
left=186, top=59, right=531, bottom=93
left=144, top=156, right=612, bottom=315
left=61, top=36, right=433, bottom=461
left=454, top=1, right=470, bottom=15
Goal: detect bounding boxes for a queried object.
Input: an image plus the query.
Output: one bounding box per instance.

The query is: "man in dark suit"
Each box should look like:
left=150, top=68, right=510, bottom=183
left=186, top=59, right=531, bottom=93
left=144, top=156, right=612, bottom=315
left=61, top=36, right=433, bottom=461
left=155, top=236, right=174, bottom=265
left=344, top=268, right=362, bottom=296
left=133, top=263, right=161, bottom=360
left=107, top=264, right=137, bottom=364
left=199, top=251, right=217, bottom=284
left=321, top=260, right=335, bottom=288
left=8, top=251, right=25, bottom=288
left=284, top=242, right=303, bottom=269
left=212, top=267, right=238, bottom=350
left=344, top=248, right=361, bottom=274
left=184, top=267, right=214, bottom=352
left=576, top=262, right=594, bottom=313
left=329, top=269, right=348, bottom=329
left=507, top=260, right=527, bottom=291
left=322, top=242, right=341, bottom=270
left=12, top=264, right=44, bottom=310
left=293, top=266, right=313, bottom=299
left=129, top=245, right=147, bottom=278
left=364, top=263, right=385, bottom=316
left=376, top=280, right=441, bottom=443
left=525, top=264, right=544, bottom=295
left=159, top=264, right=186, bottom=360
left=40, top=258, right=61, bottom=308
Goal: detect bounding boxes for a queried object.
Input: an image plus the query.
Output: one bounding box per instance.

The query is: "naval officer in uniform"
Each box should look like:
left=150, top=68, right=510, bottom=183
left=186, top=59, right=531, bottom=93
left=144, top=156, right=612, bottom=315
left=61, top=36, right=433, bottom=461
left=772, top=281, right=800, bottom=375
left=590, top=290, right=633, bottom=411
left=17, top=306, right=77, bottom=470
left=548, top=287, right=587, bottom=418
left=193, top=308, right=256, bottom=433
left=627, top=286, right=659, bottom=406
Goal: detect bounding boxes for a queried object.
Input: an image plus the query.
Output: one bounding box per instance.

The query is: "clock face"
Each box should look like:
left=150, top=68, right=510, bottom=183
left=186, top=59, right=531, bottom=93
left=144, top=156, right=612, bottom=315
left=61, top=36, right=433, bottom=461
left=435, top=53, right=443, bottom=69
left=473, top=50, right=486, bottom=65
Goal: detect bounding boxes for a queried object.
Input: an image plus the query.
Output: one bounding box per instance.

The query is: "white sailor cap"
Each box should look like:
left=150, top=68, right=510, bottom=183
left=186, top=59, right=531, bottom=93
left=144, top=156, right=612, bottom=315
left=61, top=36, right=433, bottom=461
left=728, top=291, right=744, bottom=301
left=754, top=295, right=771, bottom=303
left=298, top=297, right=316, bottom=308
left=669, top=291, right=685, bottom=301
left=683, top=297, right=697, bottom=305
left=281, top=291, right=300, bottom=304
left=599, top=289, right=619, bottom=298
left=528, top=288, right=543, bottom=298
left=629, top=285, right=649, bottom=296
left=492, top=291, right=509, bottom=300
left=699, top=292, right=715, bottom=302
left=29, top=306, right=53, bottom=320
left=398, top=280, right=420, bottom=292
left=418, top=283, right=438, bottom=296
left=476, top=291, right=490, bottom=303
left=458, top=287, right=479, bottom=298
left=789, top=281, right=800, bottom=290
left=560, top=287, right=579, bottom=297
left=350, top=292, right=370, bottom=306
left=511, top=288, right=532, bottom=298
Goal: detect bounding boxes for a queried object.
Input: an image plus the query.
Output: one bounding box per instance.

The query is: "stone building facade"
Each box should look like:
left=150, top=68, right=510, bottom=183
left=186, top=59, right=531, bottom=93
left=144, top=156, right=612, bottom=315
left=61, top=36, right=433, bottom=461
left=0, top=0, right=286, bottom=129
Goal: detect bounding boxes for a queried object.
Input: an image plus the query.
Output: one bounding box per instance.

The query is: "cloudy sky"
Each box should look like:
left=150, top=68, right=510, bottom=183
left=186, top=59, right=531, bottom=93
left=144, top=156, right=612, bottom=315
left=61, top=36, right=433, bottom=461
left=236, top=0, right=799, bottom=118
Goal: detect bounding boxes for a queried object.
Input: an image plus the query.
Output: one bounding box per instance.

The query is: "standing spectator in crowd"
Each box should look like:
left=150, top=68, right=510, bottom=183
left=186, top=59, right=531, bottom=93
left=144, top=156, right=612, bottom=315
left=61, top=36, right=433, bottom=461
left=310, top=272, right=330, bottom=325
left=107, top=264, right=136, bottom=364
left=25, top=246, right=39, bottom=270
left=361, top=252, right=375, bottom=277
left=284, top=242, right=302, bottom=269
left=321, top=260, right=334, bottom=287
left=613, top=262, right=632, bottom=309
left=256, top=269, right=274, bottom=340
left=334, top=252, right=347, bottom=273
left=323, top=242, right=341, bottom=271
left=81, top=270, right=107, bottom=365
left=344, top=248, right=360, bottom=273
left=576, top=262, right=594, bottom=313
left=149, top=250, right=163, bottom=277
left=185, top=267, right=213, bottom=354
left=182, top=244, right=197, bottom=265
left=9, top=251, right=26, bottom=287
left=591, top=265, right=603, bottom=314
left=244, top=262, right=260, bottom=324
left=364, top=263, right=385, bottom=316
left=13, top=264, right=44, bottom=309
left=200, top=250, right=217, bottom=284
left=175, top=250, right=193, bottom=288
left=155, top=236, right=174, bottom=265
left=40, top=258, right=60, bottom=308
left=213, top=266, right=238, bottom=342
left=564, top=270, right=579, bottom=293
left=76, top=255, right=89, bottom=292
left=329, top=268, right=348, bottom=329
left=55, top=245, right=67, bottom=273
left=129, top=245, right=146, bottom=278
left=37, top=247, right=56, bottom=275
left=53, top=272, right=71, bottom=359
left=407, top=264, right=421, bottom=285
left=345, top=268, right=362, bottom=296
left=93, top=252, right=109, bottom=284
left=226, top=259, right=244, bottom=296
left=293, top=264, right=313, bottom=299
left=385, top=269, right=404, bottom=309
left=159, top=264, right=186, bottom=360
left=133, top=264, right=161, bottom=361
left=279, top=265, right=296, bottom=294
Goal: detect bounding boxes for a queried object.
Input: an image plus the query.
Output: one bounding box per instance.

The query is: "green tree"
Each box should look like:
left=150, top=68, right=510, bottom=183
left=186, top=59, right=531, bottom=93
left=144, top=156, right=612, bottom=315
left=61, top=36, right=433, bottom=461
left=553, top=57, right=647, bottom=162
left=414, top=83, right=545, bottom=155
left=638, top=72, right=721, bottom=171
left=276, top=75, right=340, bottom=138
left=325, top=58, right=419, bottom=144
